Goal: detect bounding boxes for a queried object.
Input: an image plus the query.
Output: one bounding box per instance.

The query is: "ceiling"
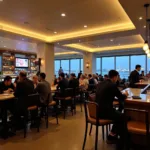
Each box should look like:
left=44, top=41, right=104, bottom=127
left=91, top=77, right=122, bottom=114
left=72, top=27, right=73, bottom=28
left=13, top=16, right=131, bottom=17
left=0, top=0, right=148, bottom=55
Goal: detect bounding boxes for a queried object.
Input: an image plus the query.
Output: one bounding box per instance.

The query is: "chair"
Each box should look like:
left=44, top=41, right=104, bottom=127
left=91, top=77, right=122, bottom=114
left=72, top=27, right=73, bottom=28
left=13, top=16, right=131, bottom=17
left=88, top=94, right=111, bottom=140
left=45, top=93, right=59, bottom=128
left=24, top=93, right=40, bottom=138
left=125, top=108, right=150, bottom=149
left=55, top=88, right=75, bottom=119
left=74, top=87, right=82, bottom=112
left=82, top=101, right=113, bottom=150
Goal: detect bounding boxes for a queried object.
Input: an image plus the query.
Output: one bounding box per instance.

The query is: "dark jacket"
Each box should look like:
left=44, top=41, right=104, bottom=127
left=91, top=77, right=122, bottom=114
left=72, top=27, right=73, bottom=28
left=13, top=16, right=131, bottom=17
left=0, top=81, right=14, bottom=93
left=89, top=78, right=95, bottom=85
left=57, top=78, right=69, bottom=95
left=69, top=78, right=79, bottom=89
left=129, top=70, right=140, bottom=87
left=35, top=80, right=52, bottom=104
left=96, top=79, right=126, bottom=116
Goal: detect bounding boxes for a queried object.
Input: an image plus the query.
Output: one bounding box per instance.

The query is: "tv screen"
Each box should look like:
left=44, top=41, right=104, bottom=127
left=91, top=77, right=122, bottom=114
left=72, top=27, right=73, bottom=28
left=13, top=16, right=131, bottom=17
left=16, top=58, right=29, bottom=68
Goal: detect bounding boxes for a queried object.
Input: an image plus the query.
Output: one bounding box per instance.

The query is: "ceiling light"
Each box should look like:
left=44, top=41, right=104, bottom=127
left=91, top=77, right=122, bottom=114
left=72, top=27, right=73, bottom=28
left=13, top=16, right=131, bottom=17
left=4, top=46, right=6, bottom=47
left=79, top=40, right=81, bottom=42
left=58, top=43, right=59, bottom=44
left=144, top=25, right=146, bottom=28
left=84, top=25, right=87, bottom=28
left=118, top=43, right=121, bottom=46
left=139, top=17, right=143, bottom=20
left=54, top=32, right=57, bottom=34
left=22, top=38, right=24, bottom=40
left=143, top=41, right=149, bottom=51
left=61, top=13, right=66, bottom=17
left=110, top=39, right=114, bottom=42
left=0, top=0, right=3, bottom=2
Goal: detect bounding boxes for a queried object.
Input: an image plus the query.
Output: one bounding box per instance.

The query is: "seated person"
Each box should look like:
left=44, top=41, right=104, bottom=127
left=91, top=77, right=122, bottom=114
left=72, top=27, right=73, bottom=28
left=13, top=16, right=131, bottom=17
left=96, top=70, right=128, bottom=149
left=13, top=71, right=35, bottom=129
left=88, top=74, right=95, bottom=85
left=57, top=73, right=69, bottom=96
left=32, top=75, right=39, bottom=89
left=0, top=76, right=15, bottom=93
left=104, top=74, right=109, bottom=80
left=53, top=75, right=58, bottom=85
left=79, top=74, right=89, bottom=91
left=35, top=73, right=52, bottom=105
left=14, top=76, right=19, bottom=89
left=69, top=73, right=79, bottom=89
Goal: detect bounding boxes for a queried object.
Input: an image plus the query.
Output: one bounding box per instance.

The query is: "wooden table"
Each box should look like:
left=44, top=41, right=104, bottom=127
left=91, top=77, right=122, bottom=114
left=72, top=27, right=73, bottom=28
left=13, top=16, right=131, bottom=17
left=0, top=93, right=15, bottom=101
left=0, top=93, right=15, bottom=138
left=135, top=81, right=150, bottom=88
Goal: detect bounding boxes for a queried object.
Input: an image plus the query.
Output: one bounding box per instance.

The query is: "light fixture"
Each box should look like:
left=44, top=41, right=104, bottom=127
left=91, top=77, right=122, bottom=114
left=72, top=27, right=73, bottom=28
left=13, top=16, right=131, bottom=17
left=110, top=39, right=114, bottom=42
left=147, top=53, right=150, bottom=58
left=0, top=0, right=3, bottom=2
left=61, top=13, right=66, bottom=17
left=144, top=25, right=146, bottom=28
left=143, top=41, right=149, bottom=51
left=84, top=25, right=87, bottom=28
left=86, top=62, right=90, bottom=69
left=146, top=49, right=149, bottom=54
left=54, top=32, right=57, bottom=34
left=22, top=38, right=24, bottom=40
left=139, top=17, right=143, bottom=20
left=143, top=4, right=150, bottom=53
left=4, top=46, right=6, bottom=47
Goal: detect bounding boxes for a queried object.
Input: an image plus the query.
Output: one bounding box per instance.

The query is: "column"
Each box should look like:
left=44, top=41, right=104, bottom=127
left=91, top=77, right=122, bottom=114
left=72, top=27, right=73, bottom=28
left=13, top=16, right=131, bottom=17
left=37, top=43, right=54, bottom=83
left=83, top=52, right=96, bottom=74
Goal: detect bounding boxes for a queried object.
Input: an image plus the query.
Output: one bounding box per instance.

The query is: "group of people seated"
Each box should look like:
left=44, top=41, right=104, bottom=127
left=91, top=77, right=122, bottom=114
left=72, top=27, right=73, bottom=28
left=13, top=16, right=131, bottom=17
left=0, top=71, right=51, bottom=135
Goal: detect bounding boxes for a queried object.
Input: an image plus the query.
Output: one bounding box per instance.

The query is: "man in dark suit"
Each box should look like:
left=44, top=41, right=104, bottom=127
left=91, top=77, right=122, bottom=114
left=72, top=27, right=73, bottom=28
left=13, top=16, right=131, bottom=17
left=96, top=70, right=128, bottom=149
left=129, top=64, right=141, bottom=88
left=77, top=71, right=82, bottom=80
left=69, top=73, right=79, bottom=89
left=14, top=71, right=35, bottom=128
left=88, top=74, right=95, bottom=85
left=57, top=73, right=69, bottom=96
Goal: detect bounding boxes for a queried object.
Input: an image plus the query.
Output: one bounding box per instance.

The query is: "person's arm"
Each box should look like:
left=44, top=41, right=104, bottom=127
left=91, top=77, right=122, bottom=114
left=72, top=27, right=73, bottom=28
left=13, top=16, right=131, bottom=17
left=113, top=84, right=127, bottom=101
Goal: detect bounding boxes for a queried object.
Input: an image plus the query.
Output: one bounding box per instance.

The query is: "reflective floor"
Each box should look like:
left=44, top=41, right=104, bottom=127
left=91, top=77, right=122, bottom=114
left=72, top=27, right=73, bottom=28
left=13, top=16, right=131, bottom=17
left=0, top=106, right=115, bottom=150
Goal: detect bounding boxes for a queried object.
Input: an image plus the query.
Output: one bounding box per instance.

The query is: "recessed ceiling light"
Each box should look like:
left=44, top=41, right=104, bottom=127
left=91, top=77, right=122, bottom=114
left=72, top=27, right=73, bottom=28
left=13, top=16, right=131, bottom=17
left=79, top=40, right=81, bottom=42
left=139, top=17, right=143, bottom=20
left=4, top=46, right=6, bottom=47
left=58, top=43, right=59, bottom=44
left=54, top=32, right=57, bottom=34
left=110, top=39, right=114, bottom=42
left=84, top=25, right=87, bottom=28
left=144, top=25, right=146, bottom=28
left=61, top=13, right=66, bottom=17
left=22, top=38, right=24, bottom=40
left=0, top=0, right=3, bottom=2
left=118, top=43, right=121, bottom=46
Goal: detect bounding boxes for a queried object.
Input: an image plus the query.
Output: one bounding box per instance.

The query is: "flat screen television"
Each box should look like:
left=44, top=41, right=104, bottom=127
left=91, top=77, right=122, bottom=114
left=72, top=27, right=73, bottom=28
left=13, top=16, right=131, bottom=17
left=15, top=58, right=29, bottom=68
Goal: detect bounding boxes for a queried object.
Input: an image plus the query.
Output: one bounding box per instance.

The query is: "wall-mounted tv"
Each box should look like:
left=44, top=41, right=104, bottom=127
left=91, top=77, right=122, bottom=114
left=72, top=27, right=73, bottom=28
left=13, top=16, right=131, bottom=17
left=15, top=58, right=29, bottom=68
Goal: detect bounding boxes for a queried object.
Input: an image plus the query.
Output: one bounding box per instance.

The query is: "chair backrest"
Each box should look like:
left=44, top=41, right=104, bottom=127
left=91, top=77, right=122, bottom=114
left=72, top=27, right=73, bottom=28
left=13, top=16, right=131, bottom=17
left=84, top=101, right=99, bottom=125
left=65, top=88, right=74, bottom=97
left=89, top=93, right=96, bottom=102
left=26, top=93, right=40, bottom=107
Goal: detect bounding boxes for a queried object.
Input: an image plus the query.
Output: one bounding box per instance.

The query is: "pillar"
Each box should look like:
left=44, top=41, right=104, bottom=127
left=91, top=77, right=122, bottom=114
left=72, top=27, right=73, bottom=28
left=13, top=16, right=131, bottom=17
left=83, top=52, right=96, bottom=74
left=37, top=43, right=54, bottom=83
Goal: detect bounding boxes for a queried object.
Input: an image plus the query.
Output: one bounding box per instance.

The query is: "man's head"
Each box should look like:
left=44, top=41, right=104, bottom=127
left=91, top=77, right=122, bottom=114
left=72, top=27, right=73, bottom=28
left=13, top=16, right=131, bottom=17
left=4, top=76, right=12, bottom=86
left=108, top=70, right=119, bottom=83
left=39, top=73, right=46, bottom=81
left=135, top=65, right=141, bottom=71
left=88, top=74, right=92, bottom=79
left=104, top=74, right=109, bottom=80
left=59, top=73, right=65, bottom=80
left=19, top=71, right=27, bottom=81
left=70, top=73, right=76, bottom=79
left=32, top=75, right=38, bottom=84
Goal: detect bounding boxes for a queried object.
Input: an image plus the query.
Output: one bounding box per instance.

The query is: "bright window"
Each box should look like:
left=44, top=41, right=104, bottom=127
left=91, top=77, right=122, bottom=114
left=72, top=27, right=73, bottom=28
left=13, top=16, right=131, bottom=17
left=96, top=58, right=101, bottom=74
left=61, top=60, right=69, bottom=74
left=70, top=59, right=80, bottom=75
left=102, top=57, right=114, bottom=75
left=54, top=60, right=60, bottom=76
left=116, top=56, right=129, bottom=79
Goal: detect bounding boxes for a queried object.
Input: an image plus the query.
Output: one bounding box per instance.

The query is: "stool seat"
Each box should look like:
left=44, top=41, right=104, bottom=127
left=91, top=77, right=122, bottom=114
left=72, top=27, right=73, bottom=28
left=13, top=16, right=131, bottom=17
left=49, top=101, right=56, bottom=106
left=127, top=121, right=148, bottom=135
left=88, top=117, right=112, bottom=125
left=28, top=105, right=37, bottom=110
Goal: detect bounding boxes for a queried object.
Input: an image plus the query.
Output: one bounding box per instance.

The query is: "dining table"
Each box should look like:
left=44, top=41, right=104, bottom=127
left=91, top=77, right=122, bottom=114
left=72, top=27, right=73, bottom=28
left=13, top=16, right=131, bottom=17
left=0, top=93, right=15, bottom=138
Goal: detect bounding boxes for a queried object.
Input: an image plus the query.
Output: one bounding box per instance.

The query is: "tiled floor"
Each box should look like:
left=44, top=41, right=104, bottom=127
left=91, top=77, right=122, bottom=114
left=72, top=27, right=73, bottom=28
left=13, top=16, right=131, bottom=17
left=0, top=106, right=115, bottom=150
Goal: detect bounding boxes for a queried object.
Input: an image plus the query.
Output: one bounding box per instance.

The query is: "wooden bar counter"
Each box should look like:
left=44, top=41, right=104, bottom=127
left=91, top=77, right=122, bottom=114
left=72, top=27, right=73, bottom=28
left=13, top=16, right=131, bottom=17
left=135, top=81, right=150, bottom=89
